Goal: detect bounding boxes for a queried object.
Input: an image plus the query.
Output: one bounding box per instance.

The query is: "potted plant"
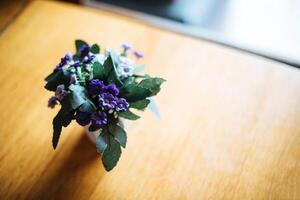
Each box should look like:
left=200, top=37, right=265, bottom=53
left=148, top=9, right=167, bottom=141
left=45, top=40, right=165, bottom=171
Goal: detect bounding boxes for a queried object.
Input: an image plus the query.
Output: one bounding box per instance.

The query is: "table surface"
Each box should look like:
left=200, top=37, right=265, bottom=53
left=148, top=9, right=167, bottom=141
left=0, top=1, right=300, bottom=199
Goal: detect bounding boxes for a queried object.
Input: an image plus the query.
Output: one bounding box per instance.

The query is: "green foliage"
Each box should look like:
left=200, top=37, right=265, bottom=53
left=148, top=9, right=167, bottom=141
left=45, top=71, right=62, bottom=91
left=52, top=108, right=74, bottom=149
left=120, top=77, right=165, bottom=103
left=138, top=77, right=166, bottom=96
left=130, top=99, right=150, bottom=111
left=96, top=124, right=127, bottom=171
left=109, top=123, right=127, bottom=148
left=96, top=131, right=107, bottom=153
left=44, top=69, right=70, bottom=91
left=72, top=54, right=80, bottom=61
left=121, top=83, right=152, bottom=102
left=122, top=76, right=134, bottom=87
left=148, top=98, right=161, bottom=118
left=51, top=84, right=96, bottom=149
left=108, top=63, right=123, bottom=87
left=52, top=113, right=62, bottom=149
left=68, top=85, right=87, bottom=109
left=90, top=44, right=100, bottom=54
left=103, top=54, right=123, bottom=87
left=68, top=84, right=96, bottom=113
left=46, top=40, right=166, bottom=171
left=102, top=55, right=113, bottom=78
left=75, top=39, right=88, bottom=54
left=118, top=110, right=140, bottom=120
left=79, top=99, right=96, bottom=113
left=67, top=91, right=85, bottom=110
left=92, top=61, right=104, bottom=79
left=102, top=134, right=122, bottom=171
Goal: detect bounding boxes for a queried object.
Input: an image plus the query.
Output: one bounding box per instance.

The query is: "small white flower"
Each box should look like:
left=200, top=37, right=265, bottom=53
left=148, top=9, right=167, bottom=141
left=105, top=48, right=113, bottom=57
left=114, top=112, right=118, bottom=118
left=86, top=64, right=92, bottom=74
left=117, top=56, right=134, bottom=78
left=94, top=54, right=106, bottom=65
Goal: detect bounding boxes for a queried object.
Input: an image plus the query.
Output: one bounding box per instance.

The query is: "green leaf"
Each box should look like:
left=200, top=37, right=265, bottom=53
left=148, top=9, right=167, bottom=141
left=90, top=44, right=100, bottom=54
left=102, top=135, right=122, bottom=171
left=133, top=65, right=145, bottom=73
left=76, top=67, right=84, bottom=82
left=45, top=68, right=71, bottom=91
left=70, top=92, right=85, bottom=110
left=109, top=124, right=127, bottom=148
left=148, top=98, right=161, bottom=118
left=59, top=94, right=72, bottom=114
left=44, top=70, right=63, bottom=91
left=62, top=68, right=71, bottom=82
left=79, top=99, right=97, bottom=113
left=122, top=76, right=134, bottom=87
left=133, top=74, right=150, bottom=79
left=61, top=91, right=85, bottom=112
left=102, top=54, right=123, bottom=87
left=121, top=83, right=152, bottom=102
left=109, top=50, right=120, bottom=67
left=52, top=113, right=62, bottom=149
left=108, top=65, right=123, bottom=87
left=45, top=71, right=59, bottom=82
left=67, top=84, right=92, bottom=111
left=62, top=85, right=96, bottom=113
left=96, top=133, right=107, bottom=153
left=72, top=54, right=80, bottom=61
left=130, top=99, right=150, bottom=111
left=118, top=110, right=140, bottom=120
left=138, top=77, right=166, bottom=96
left=92, top=61, right=104, bottom=79
left=52, top=108, right=74, bottom=149
left=69, top=84, right=85, bottom=93
left=102, top=55, right=113, bottom=78
left=75, top=39, right=88, bottom=54
left=60, top=110, right=74, bottom=127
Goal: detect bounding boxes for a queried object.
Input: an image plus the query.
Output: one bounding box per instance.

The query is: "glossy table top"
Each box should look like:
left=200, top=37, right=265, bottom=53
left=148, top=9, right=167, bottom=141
left=0, top=1, right=300, bottom=199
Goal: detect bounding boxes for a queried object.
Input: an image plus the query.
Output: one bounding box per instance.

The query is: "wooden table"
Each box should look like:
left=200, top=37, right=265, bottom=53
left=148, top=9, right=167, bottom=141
left=0, top=1, right=300, bottom=199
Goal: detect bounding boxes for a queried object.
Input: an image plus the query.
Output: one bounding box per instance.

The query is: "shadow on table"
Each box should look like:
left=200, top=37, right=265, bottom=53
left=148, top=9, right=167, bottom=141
left=29, top=132, right=105, bottom=200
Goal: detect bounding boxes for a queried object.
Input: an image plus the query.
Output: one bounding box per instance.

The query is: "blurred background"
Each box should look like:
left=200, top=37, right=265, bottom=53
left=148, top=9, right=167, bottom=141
left=1, top=0, right=300, bottom=67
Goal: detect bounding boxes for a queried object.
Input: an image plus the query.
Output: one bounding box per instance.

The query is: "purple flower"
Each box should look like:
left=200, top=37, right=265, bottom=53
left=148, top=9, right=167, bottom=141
left=88, top=79, right=105, bottom=96
left=55, top=53, right=72, bottom=71
left=104, top=83, right=119, bottom=96
left=91, top=111, right=107, bottom=128
left=55, top=84, right=67, bottom=100
left=48, top=96, right=57, bottom=108
left=75, top=111, right=91, bottom=126
left=65, top=53, right=73, bottom=61
left=98, top=93, right=117, bottom=110
left=83, top=54, right=95, bottom=64
left=133, top=50, right=144, bottom=59
left=80, top=44, right=90, bottom=57
left=121, top=43, right=132, bottom=52
left=115, top=98, right=129, bottom=113
left=70, top=74, right=77, bottom=84
left=71, top=60, right=81, bottom=68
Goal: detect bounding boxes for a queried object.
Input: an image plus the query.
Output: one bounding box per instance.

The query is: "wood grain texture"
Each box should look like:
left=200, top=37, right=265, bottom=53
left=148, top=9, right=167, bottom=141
left=0, top=0, right=29, bottom=33
left=0, top=1, right=300, bottom=199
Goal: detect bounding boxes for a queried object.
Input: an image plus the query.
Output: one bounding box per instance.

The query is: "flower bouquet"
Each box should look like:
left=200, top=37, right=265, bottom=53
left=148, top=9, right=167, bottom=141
left=45, top=40, right=165, bottom=171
